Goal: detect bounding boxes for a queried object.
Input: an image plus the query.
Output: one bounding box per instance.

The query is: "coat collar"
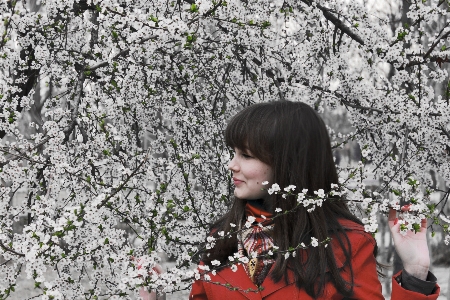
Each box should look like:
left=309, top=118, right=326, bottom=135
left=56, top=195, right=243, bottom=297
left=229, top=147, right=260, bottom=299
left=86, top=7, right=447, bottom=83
left=259, top=264, right=298, bottom=298
left=212, top=219, right=361, bottom=299
left=213, top=263, right=262, bottom=300
left=214, top=262, right=297, bottom=299
left=214, top=245, right=349, bottom=298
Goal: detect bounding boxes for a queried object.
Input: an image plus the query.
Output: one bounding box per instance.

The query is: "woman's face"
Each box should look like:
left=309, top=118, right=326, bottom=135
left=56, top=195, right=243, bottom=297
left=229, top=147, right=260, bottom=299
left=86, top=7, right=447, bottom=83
left=227, top=148, right=273, bottom=201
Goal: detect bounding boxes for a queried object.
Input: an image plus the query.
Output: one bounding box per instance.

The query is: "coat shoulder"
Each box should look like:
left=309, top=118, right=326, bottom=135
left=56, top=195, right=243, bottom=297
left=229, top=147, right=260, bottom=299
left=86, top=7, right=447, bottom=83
left=337, top=218, right=365, bottom=231
left=338, top=219, right=376, bottom=246
left=337, top=218, right=375, bottom=243
left=331, top=218, right=376, bottom=268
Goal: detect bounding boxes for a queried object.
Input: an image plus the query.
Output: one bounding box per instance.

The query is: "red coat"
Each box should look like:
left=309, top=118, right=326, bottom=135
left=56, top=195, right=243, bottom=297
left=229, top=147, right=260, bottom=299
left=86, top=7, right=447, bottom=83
left=190, top=219, right=439, bottom=299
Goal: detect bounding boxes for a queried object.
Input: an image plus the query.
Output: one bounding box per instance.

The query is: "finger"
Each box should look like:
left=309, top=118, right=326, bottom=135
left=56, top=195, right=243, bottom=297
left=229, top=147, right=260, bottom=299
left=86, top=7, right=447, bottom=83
left=388, top=208, right=401, bottom=236
left=152, top=264, right=163, bottom=274
left=401, top=204, right=411, bottom=212
left=421, top=217, right=427, bottom=229
left=388, top=208, right=397, bottom=227
left=139, top=287, right=153, bottom=300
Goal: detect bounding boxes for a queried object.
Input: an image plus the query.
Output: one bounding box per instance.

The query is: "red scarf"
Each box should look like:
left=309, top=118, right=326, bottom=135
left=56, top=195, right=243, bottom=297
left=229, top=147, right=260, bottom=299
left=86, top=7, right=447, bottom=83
left=245, top=202, right=274, bottom=225
left=238, top=202, right=275, bottom=286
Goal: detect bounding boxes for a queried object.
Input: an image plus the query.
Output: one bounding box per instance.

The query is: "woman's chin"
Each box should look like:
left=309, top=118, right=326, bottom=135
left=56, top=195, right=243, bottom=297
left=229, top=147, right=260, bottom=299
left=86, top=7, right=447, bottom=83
left=234, top=191, right=247, bottom=199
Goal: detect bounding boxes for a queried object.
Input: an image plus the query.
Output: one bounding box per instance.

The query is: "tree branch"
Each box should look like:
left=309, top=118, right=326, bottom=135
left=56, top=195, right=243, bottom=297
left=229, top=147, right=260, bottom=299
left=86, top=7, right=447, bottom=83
left=315, top=4, right=365, bottom=46
left=441, top=126, right=450, bottom=140
left=0, top=240, right=25, bottom=257
left=96, top=152, right=150, bottom=209
left=89, top=34, right=158, bottom=71
left=424, top=28, right=450, bottom=59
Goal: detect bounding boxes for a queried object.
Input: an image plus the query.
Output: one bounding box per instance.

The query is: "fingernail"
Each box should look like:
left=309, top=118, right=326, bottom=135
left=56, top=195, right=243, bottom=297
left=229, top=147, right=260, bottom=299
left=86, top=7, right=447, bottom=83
left=401, top=204, right=411, bottom=211
left=394, top=218, right=398, bottom=225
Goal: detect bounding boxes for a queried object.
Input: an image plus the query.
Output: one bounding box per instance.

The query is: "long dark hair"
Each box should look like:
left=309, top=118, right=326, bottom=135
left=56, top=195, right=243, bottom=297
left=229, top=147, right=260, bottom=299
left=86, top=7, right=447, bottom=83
left=203, top=100, right=367, bottom=298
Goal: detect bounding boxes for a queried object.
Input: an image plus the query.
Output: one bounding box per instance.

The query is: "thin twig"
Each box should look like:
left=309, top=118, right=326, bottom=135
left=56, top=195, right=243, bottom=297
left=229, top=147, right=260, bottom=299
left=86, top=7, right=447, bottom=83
left=0, top=240, right=25, bottom=257
left=97, top=152, right=150, bottom=209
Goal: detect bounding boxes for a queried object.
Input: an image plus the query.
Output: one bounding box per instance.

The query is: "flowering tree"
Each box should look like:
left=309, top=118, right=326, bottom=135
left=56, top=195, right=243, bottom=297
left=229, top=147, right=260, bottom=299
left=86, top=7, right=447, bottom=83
left=1, top=0, right=449, bottom=298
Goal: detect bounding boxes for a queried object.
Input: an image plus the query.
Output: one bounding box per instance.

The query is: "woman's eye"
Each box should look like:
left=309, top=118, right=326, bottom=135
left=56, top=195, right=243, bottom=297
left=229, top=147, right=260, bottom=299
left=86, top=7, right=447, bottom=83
left=241, top=153, right=252, bottom=158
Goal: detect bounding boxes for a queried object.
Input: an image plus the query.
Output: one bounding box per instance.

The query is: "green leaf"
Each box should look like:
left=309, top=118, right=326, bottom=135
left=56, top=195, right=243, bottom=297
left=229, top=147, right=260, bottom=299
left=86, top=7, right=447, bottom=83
left=392, top=189, right=401, bottom=196
left=397, top=31, right=407, bottom=41
left=8, top=111, right=15, bottom=124
left=170, top=139, right=177, bottom=149
left=190, top=4, right=199, bottom=12
left=261, top=21, right=271, bottom=29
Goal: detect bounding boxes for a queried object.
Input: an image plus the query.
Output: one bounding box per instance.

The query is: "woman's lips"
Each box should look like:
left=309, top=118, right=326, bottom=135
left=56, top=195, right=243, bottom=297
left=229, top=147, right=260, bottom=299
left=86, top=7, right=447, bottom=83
left=233, top=178, right=244, bottom=185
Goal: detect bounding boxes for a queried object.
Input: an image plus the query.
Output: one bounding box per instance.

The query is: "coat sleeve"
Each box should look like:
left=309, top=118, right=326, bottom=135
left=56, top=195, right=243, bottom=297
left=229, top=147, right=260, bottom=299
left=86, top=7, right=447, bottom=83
left=349, top=231, right=439, bottom=299
left=188, top=261, right=209, bottom=300
left=346, top=231, right=385, bottom=299
left=392, top=270, right=440, bottom=299
left=189, top=278, right=208, bottom=300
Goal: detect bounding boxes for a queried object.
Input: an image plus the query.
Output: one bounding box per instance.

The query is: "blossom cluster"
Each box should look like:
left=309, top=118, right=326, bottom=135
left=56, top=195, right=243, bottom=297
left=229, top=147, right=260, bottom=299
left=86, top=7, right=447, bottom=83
left=265, top=182, right=342, bottom=213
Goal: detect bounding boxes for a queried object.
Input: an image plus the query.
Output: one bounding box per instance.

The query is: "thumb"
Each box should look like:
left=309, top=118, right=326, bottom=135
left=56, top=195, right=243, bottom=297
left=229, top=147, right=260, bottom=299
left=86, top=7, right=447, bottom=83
left=388, top=208, right=398, bottom=228
left=152, top=264, right=163, bottom=274
left=139, top=287, right=154, bottom=300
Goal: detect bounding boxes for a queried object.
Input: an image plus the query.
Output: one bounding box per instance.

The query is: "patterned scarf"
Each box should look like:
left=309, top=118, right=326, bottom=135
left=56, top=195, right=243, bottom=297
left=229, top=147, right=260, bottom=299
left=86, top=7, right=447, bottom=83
left=237, top=201, right=275, bottom=286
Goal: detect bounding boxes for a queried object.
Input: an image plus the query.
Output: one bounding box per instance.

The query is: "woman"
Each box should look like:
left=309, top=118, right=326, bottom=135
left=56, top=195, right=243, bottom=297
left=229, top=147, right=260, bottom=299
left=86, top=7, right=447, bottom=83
left=189, top=101, right=439, bottom=299
left=141, top=100, right=439, bottom=299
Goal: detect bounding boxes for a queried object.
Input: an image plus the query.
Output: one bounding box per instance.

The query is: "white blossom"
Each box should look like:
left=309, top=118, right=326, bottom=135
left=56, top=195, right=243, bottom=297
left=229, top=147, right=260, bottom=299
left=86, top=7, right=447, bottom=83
left=231, top=265, right=238, bottom=272
left=268, top=183, right=281, bottom=195
left=211, top=260, right=220, bottom=266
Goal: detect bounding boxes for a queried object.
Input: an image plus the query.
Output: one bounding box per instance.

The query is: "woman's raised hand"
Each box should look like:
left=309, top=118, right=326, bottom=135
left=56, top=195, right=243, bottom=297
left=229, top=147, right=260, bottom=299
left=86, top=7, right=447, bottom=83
left=131, top=257, right=164, bottom=300
left=388, top=207, right=430, bottom=280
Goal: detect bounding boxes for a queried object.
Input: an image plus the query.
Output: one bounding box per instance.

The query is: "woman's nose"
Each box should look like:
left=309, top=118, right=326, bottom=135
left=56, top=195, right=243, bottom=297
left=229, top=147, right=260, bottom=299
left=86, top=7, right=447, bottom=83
left=228, top=156, right=239, bottom=172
